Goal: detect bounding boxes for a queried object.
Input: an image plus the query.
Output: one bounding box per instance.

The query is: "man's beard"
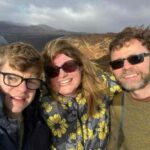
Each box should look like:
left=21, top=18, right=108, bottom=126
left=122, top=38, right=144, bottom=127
left=116, top=69, right=150, bottom=92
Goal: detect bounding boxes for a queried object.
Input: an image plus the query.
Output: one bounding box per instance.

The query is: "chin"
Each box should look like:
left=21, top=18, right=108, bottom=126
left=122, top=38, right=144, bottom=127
left=60, top=91, right=75, bottom=97
left=11, top=108, right=24, bottom=114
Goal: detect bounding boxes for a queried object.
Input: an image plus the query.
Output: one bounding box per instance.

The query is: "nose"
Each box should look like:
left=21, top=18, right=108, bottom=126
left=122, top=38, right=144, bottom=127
left=58, top=68, right=67, bottom=78
left=18, top=81, right=28, bottom=92
left=123, top=59, right=132, bottom=69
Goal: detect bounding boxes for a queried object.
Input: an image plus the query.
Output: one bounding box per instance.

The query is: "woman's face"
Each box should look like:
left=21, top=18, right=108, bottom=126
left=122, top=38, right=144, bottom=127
left=48, top=53, right=82, bottom=97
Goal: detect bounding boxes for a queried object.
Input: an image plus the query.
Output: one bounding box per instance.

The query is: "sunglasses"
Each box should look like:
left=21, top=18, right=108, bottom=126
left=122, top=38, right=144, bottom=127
left=110, top=52, right=150, bottom=70
left=46, top=60, right=80, bottom=78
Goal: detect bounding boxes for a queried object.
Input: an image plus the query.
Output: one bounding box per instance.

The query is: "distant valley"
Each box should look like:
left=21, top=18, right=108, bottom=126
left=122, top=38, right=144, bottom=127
left=0, top=21, right=83, bottom=50
left=0, top=21, right=116, bottom=71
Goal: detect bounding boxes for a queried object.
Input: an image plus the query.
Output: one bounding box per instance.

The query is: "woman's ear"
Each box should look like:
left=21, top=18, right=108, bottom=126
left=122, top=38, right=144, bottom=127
left=109, top=65, right=113, bottom=72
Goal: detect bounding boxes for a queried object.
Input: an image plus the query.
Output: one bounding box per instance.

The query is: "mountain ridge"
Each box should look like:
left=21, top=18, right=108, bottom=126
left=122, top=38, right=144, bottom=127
left=0, top=20, right=116, bottom=60
left=0, top=20, right=75, bottom=35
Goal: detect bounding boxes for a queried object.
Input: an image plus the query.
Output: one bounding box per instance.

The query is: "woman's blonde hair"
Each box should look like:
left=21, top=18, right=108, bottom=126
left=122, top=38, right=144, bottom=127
left=42, top=38, right=107, bottom=116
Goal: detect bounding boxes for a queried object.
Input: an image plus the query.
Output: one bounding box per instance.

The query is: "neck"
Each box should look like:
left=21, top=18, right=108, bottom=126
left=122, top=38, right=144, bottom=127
left=129, top=83, right=150, bottom=100
left=5, top=109, right=23, bottom=122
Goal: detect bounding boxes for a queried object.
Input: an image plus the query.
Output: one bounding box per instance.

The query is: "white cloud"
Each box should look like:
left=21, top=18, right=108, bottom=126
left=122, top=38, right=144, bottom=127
left=0, top=0, right=149, bottom=33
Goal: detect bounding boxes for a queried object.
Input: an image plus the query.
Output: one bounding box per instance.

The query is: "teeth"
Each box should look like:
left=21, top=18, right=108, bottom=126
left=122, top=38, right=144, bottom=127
left=11, top=96, right=25, bottom=100
left=59, top=79, right=71, bottom=85
left=124, top=74, right=137, bottom=79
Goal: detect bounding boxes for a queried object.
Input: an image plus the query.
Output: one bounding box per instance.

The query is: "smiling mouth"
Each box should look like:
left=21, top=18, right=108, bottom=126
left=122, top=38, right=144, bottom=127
left=59, top=79, right=72, bottom=85
left=124, top=73, right=138, bottom=79
left=11, top=96, right=26, bottom=102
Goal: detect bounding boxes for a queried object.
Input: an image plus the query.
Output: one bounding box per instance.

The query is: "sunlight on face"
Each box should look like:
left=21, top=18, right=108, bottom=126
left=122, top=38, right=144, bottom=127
left=49, top=53, right=82, bottom=97
left=0, top=62, right=37, bottom=117
left=110, top=39, right=150, bottom=91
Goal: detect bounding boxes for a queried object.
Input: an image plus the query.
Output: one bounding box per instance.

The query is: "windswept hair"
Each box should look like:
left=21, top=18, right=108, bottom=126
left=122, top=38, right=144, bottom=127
left=0, top=42, right=43, bottom=78
left=42, top=38, right=107, bottom=116
left=109, top=26, right=150, bottom=52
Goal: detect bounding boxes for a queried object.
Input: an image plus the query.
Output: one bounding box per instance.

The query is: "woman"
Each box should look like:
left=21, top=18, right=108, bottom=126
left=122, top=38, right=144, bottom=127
left=40, top=38, right=120, bottom=150
left=0, top=42, right=50, bottom=150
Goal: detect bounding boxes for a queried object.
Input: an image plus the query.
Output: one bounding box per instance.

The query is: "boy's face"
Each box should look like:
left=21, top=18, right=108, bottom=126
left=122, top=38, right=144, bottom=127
left=0, top=62, right=37, bottom=117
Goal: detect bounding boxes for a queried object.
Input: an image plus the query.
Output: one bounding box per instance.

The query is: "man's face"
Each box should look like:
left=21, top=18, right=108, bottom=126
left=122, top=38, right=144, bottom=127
left=0, top=62, right=37, bottom=116
left=110, top=39, right=150, bottom=91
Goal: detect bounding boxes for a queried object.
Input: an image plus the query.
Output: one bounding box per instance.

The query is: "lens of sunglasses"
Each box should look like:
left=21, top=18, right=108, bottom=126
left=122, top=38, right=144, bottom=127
left=110, top=53, right=149, bottom=70
left=110, top=59, right=124, bottom=69
left=47, top=67, right=59, bottom=78
left=46, top=60, right=79, bottom=78
left=127, top=54, right=144, bottom=64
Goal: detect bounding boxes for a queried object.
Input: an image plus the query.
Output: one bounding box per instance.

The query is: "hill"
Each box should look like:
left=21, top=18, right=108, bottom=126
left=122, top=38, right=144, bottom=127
left=0, top=35, right=8, bottom=45
left=0, top=21, right=78, bottom=50
left=0, top=21, right=116, bottom=71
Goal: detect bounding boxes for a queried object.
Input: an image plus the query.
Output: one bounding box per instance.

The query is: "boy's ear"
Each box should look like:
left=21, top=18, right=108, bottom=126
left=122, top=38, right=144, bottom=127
left=0, top=91, right=5, bottom=108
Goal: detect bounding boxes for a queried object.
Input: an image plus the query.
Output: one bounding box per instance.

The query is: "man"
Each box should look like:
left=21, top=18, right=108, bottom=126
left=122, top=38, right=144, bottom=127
left=108, top=26, right=150, bottom=150
left=0, top=42, right=50, bottom=150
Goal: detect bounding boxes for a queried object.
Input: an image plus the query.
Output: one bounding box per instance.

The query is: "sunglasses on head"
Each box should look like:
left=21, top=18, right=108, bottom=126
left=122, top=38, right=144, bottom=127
left=46, top=60, right=80, bottom=78
left=110, top=52, right=150, bottom=70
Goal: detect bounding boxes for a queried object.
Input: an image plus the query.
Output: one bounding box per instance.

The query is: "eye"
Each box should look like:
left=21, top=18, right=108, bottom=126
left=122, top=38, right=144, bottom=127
left=27, top=79, right=41, bottom=85
left=6, top=74, right=19, bottom=82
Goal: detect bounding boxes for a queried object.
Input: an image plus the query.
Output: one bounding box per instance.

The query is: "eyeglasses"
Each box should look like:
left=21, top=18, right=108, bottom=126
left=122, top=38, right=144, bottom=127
left=0, top=72, right=41, bottom=90
left=110, top=52, right=150, bottom=70
left=46, top=60, right=80, bottom=78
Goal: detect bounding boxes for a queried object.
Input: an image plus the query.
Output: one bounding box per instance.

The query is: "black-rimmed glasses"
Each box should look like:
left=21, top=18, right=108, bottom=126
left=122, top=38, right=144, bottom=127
left=110, top=52, right=150, bottom=70
left=0, top=72, right=41, bottom=90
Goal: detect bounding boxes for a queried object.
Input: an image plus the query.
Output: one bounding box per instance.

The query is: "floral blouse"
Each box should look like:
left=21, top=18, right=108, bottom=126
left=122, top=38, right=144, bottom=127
left=40, top=71, right=121, bottom=150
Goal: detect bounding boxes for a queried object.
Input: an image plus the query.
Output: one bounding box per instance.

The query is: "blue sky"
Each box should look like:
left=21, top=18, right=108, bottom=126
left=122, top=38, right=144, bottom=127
left=0, top=0, right=149, bottom=33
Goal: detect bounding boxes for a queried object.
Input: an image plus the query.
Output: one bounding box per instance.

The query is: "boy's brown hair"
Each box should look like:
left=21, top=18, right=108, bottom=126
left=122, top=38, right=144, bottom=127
left=0, top=42, right=43, bottom=78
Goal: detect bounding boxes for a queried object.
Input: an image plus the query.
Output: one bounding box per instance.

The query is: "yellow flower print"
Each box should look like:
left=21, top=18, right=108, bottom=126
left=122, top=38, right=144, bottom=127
left=110, top=84, right=122, bottom=94
left=69, top=133, right=76, bottom=140
left=93, top=100, right=106, bottom=119
left=94, top=107, right=106, bottom=119
left=58, top=96, right=67, bottom=103
left=109, top=75, right=116, bottom=81
left=82, top=125, right=94, bottom=141
left=68, top=148, right=76, bottom=150
left=58, top=96, right=73, bottom=107
left=51, top=145, right=56, bottom=150
left=76, top=94, right=86, bottom=105
left=68, top=101, right=73, bottom=107
left=101, top=74, right=107, bottom=82
left=61, top=101, right=72, bottom=109
left=97, top=101, right=105, bottom=109
left=61, top=104, right=67, bottom=110
left=97, top=121, right=108, bottom=140
left=77, top=141, right=84, bottom=150
left=77, top=122, right=82, bottom=136
left=96, top=98, right=103, bottom=105
left=42, top=102, right=52, bottom=113
left=109, top=75, right=122, bottom=93
left=47, top=114, right=68, bottom=138
left=81, top=114, right=88, bottom=123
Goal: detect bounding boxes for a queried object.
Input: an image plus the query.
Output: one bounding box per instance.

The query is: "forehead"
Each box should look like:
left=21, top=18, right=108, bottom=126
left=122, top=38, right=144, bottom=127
left=111, top=39, right=149, bottom=59
left=53, top=53, right=74, bottom=66
left=0, top=62, right=38, bottom=78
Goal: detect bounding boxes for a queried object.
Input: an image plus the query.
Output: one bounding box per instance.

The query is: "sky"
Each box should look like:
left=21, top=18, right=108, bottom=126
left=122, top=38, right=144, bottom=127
left=0, top=0, right=150, bottom=33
